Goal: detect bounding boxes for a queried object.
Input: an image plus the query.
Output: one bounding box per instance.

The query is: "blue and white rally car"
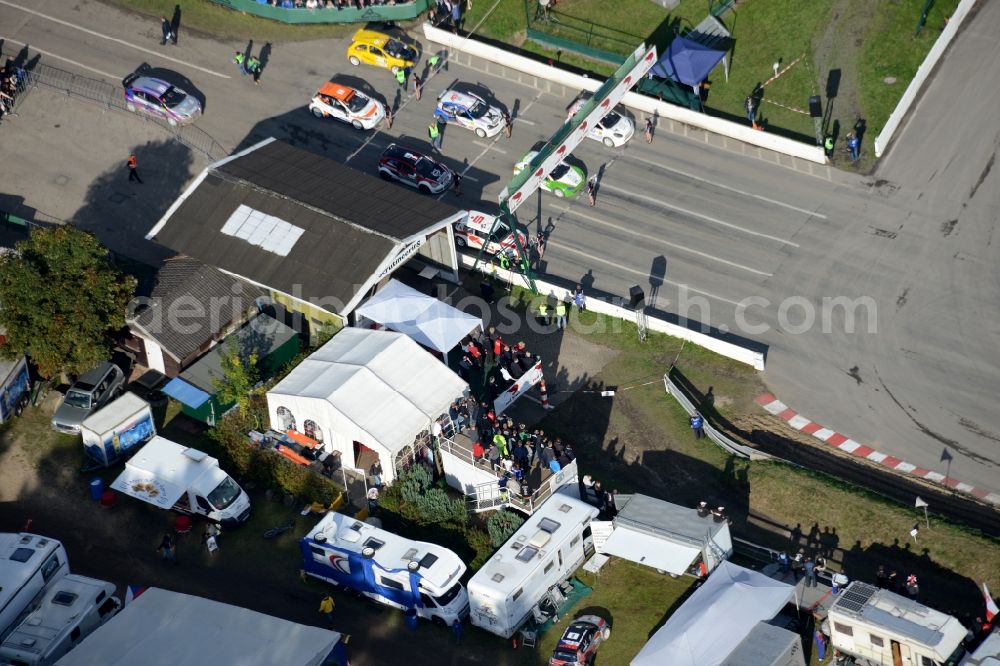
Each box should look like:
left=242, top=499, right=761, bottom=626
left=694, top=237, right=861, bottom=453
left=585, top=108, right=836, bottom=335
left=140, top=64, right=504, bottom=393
left=435, top=89, right=504, bottom=138
left=122, top=74, right=201, bottom=126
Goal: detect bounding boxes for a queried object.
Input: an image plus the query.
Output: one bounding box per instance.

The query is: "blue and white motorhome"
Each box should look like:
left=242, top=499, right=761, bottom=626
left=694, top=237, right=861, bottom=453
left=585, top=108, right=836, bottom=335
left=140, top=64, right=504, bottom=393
left=300, top=513, right=469, bottom=626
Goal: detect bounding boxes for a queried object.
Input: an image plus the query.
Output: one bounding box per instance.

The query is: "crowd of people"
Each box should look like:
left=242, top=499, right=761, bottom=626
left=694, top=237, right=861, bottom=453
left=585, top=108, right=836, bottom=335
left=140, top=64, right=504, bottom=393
left=431, top=0, right=466, bottom=31
left=457, top=326, right=540, bottom=399
left=0, top=58, right=27, bottom=122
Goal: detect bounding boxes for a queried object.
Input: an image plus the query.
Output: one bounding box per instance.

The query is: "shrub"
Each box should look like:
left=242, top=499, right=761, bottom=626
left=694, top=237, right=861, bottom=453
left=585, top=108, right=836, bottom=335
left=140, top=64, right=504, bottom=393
left=465, top=526, right=494, bottom=571
left=487, top=509, right=525, bottom=547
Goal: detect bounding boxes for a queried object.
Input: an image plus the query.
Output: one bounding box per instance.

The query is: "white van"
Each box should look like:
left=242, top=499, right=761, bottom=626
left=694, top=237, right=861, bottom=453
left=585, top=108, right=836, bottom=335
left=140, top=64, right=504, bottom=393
left=111, top=437, right=251, bottom=526
left=0, top=574, right=120, bottom=666
left=0, top=535, right=68, bottom=641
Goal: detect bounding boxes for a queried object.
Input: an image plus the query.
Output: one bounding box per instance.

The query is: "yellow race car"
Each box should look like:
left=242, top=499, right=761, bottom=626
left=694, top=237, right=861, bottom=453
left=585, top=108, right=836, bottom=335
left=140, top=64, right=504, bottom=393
left=346, top=29, right=418, bottom=73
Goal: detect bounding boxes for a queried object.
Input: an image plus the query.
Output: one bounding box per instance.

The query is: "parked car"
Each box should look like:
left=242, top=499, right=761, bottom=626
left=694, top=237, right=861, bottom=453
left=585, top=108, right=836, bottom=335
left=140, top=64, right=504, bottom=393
left=51, top=362, right=125, bottom=434
left=454, top=211, right=528, bottom=258
left=435, top=89, right=504, bottom=138
left=567, top=94, right=635, bottom=147
left=548, top=615, right=611, bottom=666
left=346, top=29, right=417, bottom=73
left=513, top=150, right=586, bottom=198
left=308, top=81, right=385, bottom=130
left=378, top=144, right=453, bottom=194
left=122, top=74, right=201, bottom=126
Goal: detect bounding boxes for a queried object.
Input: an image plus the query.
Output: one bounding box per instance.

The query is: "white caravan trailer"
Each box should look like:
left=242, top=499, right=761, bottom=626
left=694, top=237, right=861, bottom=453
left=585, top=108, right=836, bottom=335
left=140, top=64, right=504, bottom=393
left=0, top=574, right=120, bottom=666
left=596, top=494, right=733, bottom=577
left=301, top=512, right=469, bottom=625
left=0, top=535, right=68, bottom=642
left=111, top=437, right=251, bottom=526
left=468, top=494, right=599, bottom=639
left=826, top=582, right=968, bottom=666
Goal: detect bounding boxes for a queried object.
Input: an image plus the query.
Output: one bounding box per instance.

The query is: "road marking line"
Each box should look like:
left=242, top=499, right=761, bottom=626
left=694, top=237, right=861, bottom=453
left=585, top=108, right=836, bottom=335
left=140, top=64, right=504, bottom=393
left=473, top=140, right=506, bottom=154
left=547, top=241, right=743, bottom=306
left=627, top=153, right=827, bottom=219
left=0, top=36, right=119, bottom=79
left=0, top=0, right=230, bottom=79
left=564, top=208, right=774, bottom=276
left=602, top=183, right=801, bottom=247
left=514, top=118, right=536, bottom=126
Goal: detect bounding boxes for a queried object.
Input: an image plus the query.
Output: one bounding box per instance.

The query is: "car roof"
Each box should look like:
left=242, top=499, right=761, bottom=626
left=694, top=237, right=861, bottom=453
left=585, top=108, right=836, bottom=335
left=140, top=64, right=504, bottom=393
left=439, top=89, right=483, bottom=108
left=383, top=143, right=424, bottom=164
left=131, top=77, right=170, bottom=96
left=352, top=29, right=390, bottom=45
left=76, top=362, right=116, bottom=386
left=463, top=211, right=503, bottom=233
left=318, top=82, right=357, bottom=103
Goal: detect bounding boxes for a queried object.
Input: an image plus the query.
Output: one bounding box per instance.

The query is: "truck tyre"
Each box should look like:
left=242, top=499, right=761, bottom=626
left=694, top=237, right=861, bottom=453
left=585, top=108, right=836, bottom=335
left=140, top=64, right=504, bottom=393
left=455, top=235, right=467, bottom=248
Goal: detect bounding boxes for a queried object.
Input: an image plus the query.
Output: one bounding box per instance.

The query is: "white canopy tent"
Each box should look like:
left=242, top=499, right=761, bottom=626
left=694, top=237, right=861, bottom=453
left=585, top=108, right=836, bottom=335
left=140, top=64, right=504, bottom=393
left=631, top=561, right=796, bottom=666
left=266, top=328, right=468, bottom=482
left=354, top=279, right=482, bottom=360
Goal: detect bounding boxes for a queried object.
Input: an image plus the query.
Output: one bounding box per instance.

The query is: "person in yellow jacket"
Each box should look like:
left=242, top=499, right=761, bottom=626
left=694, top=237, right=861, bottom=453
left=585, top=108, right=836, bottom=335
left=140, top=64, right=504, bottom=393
left=555, top=300, right=567, bottom=330
left=537, top=301, right=549, bottom=326
left=319, top=594, right=335, bottom=626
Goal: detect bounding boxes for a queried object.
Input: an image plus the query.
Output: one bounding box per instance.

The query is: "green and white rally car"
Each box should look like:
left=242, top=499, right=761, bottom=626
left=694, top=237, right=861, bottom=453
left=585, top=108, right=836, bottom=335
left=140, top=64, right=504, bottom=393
left=513, top=151, right=586, bottom=198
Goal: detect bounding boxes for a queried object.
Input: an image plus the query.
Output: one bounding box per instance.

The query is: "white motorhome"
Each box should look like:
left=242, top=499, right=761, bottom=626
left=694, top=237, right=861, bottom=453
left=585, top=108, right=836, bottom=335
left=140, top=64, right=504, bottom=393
left=0, top=574, right=120, bottom=666
left=826, top=581, right=968, bottom=666
left=468, top=494, right=599, bottom=639
left=80, top=392, right=156, bottom=470
left=111, top=437, right=251, bottom=526
left=0, top=535, right=68, bottom=641
left=595, top=494, right=733, bottom=577
left=961, top=628, right=999, bottom=665
left=301, top=512, right=469, bottom=626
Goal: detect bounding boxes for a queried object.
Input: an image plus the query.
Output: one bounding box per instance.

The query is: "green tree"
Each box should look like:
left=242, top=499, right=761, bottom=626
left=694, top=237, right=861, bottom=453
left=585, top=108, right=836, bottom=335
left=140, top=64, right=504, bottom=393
left=0, top=226, right=136, bottom=377
left=487, top=509, right=525, bottom=547
left=213, top=336, right=260, bottom=415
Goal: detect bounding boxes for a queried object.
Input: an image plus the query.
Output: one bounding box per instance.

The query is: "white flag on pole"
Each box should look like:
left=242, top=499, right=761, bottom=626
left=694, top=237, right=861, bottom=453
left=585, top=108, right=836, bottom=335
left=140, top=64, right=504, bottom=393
left=985, top=582, right=999, bottom=622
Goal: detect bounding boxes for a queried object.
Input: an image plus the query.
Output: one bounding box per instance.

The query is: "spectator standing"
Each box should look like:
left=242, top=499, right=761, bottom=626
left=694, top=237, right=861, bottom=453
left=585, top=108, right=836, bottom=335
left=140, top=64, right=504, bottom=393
left=555, top=299, right=567, bottom=330
left=824, top=135, right=835, bottom=157
left=247, top=55, right=262, bottom=85
left=745, top=94, right=756, bottom=126
left=573, top=284, right=586, bottom=312
left=452, top=172, right=462, bottom=197
left=370, top=461, right=383, bottom=489
left=367, top=486, right=380, bottom=512
left=160, top=17, right=174, bottom=45
left=804, top=557, right=816, bottom=587
left=501, top=110, right=512, bottom=139
left=127, top=155, right=143, bottom=184
left=428, top=120, right=442, bottom=150
left=644, top=117, right=654, bottom=143
left=319, top=595, right=336, bottom=626
left=814, top=630, right=827, bottom=662
left=452, top=618, right=463, bottom=644
left=906, top=574, right=919, bottom=598
left=413, top=74, right=423, bottom=100
left=395, top=67, right=407, bottom=88
left=876, top=564, right=887, bottom=589
left=451, top=0, right=462, bottom=32
left=156, top=533, right=176, bottom=563
left=586, top=176, right=597, bottom=207
left=847, top=131, right=860, bottom=162
left=690, top=412, right=704, bottom=439
left=233, top=51, right=247, bottom=75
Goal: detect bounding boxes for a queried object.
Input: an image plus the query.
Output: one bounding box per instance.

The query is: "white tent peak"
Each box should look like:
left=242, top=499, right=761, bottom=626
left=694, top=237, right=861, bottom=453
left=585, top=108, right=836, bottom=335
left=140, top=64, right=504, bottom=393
left=354, top=279, right=481, bottom=353
left=631, top=561, right=795, bottom=666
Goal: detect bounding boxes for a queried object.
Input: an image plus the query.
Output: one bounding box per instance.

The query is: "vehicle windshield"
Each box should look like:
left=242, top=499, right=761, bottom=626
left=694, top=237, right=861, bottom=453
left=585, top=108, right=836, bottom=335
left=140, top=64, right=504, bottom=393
left=385, top=39, right=410, bottom=58
left=63, top=389, right=92, bottom=409
left=468, top=99, right=489, bottom=118
left=433, top=582, right=463, bottom=607
left=416, top=158, right=442, bottom=179
left=207, top=476, right=241, bottom=510
left=161, top=87, right=186, bottom=108
left=552, top=648, right=578, bottom=662
left=345, top=93, right=369, bottom=113
left=600, top=111, right=621, bottom=129
left=549, top=163, right=569, bottom=180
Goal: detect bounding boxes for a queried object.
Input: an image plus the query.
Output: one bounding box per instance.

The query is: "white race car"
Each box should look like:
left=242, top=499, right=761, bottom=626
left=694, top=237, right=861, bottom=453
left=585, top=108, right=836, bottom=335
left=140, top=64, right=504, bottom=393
left=567, top=96, right=635, bottom=147
left=308, top=81, right=385, bottom=130
left=435, top=89, right=505, bottom=138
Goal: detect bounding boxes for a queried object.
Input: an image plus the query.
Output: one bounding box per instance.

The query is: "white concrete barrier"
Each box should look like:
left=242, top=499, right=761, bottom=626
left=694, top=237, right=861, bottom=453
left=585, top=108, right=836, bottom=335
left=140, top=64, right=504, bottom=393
left=874, top=0, right=978, bottom=156
left=422, top=23, right=827, bottom=165
left=458, top=253, right=766, bottom=370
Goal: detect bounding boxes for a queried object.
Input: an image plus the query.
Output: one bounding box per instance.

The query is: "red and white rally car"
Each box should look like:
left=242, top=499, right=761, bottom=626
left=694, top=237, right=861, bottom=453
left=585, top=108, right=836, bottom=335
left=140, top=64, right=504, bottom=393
left=454, top=210, right=528, bottom=258
left=308, top=81, right=385, bottom=130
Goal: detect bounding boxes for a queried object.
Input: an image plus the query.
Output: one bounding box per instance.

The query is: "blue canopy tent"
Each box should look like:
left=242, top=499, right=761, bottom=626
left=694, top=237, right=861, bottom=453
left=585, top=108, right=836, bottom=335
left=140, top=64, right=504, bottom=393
left=649, top=37, right=728, bottom=102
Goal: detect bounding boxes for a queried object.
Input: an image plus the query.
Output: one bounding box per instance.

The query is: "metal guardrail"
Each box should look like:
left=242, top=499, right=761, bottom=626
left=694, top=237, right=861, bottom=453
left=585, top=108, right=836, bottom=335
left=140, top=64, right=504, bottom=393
left=466, top=458, right=577, bottom=515
left=22, top=63, right=228, bottom=162
left=662, top=372, right=768, bottom=460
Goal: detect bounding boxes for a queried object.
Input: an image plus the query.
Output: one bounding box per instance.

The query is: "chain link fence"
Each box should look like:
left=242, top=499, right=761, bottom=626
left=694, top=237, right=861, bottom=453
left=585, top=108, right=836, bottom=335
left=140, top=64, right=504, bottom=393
left=20, top=63, right=229, bottom=162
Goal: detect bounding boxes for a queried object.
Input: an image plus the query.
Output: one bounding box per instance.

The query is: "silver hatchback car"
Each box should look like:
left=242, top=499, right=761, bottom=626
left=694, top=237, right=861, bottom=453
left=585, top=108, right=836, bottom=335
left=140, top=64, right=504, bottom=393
left=51, top=362, right=125, bottom=434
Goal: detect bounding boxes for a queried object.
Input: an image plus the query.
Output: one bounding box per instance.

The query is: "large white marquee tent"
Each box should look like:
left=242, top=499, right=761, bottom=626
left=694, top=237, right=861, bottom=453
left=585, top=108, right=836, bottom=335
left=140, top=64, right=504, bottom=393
left=354, top=279, right=482, bottom=359
left=630, top=561, right=796, bottom=666
left=266, top=328, right=468, bottom=482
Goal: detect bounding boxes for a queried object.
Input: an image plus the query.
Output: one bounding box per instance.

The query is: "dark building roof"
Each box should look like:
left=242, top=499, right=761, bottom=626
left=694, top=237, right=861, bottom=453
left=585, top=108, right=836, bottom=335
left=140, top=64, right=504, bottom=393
left=149, top=140, right=459, bottom=314
left=129, top=256, right=265, bottom=363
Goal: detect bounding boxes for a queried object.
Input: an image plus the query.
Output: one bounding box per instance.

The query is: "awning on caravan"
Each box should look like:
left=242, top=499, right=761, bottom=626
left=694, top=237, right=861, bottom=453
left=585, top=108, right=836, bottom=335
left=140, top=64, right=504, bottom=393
left=599, top=527, right=701, bottom=575
left=110, top=468, right=187, bottom=510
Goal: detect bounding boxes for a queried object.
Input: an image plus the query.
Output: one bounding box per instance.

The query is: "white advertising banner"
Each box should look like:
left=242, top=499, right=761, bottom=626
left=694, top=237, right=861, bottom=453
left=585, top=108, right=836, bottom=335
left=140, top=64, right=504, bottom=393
left=494, top=360, right=544, bottom=415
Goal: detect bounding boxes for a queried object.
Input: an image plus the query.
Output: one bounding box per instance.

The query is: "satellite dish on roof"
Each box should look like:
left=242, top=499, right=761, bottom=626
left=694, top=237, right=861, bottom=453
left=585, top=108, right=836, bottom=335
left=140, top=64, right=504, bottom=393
left=408, top=560, right=420, bottom=571
left=362, top=547, right=376, bottom=558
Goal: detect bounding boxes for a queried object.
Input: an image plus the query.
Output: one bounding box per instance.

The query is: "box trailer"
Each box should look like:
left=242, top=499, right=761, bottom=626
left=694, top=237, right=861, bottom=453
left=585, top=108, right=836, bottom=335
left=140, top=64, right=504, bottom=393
left=0, top=574, right=120, bottom=666
left=0, top=534, right=68, bottom=642
left=826, top=581, right=968, bottom=666
left=0, top=356, right=31, bottom=425
left=596, top=494, right=733, bottom=577
left=79, top=392, right=155, bottom=470
left=301, top=512, right=469, bottom=626
left=468, top=494, right=599, bottom=639
left=111, top=437, right=251, bottom=526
